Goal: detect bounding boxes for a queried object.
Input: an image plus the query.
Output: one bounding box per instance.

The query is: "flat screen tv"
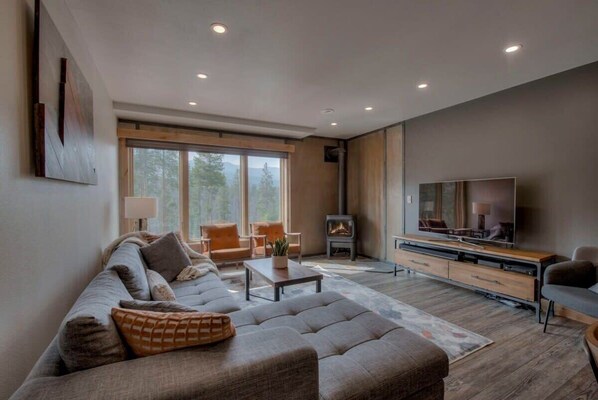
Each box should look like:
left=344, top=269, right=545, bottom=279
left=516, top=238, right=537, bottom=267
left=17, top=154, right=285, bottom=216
left=418, top=177, right=516, bottom=245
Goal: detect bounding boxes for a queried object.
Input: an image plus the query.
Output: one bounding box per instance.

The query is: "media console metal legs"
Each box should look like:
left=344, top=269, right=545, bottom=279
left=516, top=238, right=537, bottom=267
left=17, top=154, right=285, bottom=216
left=245, top=267, right=250, bottom=301
left=393, top=264, right=404, bottom=276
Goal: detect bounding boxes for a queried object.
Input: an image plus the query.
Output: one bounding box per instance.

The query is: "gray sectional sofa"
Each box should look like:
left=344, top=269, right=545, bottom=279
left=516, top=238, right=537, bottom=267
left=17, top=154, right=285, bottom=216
left=11, top=242, right=448, bottom=400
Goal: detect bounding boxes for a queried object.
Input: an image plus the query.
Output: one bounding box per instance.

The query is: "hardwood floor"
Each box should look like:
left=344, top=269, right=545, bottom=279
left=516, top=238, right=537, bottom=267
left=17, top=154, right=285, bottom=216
left=332, top=265, right=598, bottom=400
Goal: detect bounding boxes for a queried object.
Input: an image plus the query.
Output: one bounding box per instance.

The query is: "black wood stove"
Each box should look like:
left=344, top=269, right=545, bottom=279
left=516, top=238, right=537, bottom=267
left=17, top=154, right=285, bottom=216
left=325, top=145, right=356, bottom=261
left=326, top=214, right=356, bottom=260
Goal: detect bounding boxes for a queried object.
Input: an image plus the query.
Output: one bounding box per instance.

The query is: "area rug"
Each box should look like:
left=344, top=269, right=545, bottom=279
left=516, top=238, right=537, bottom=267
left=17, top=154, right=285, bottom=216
left=303, top=257, right=396, bottom=274
left=221, top=265, right=493, bottom=363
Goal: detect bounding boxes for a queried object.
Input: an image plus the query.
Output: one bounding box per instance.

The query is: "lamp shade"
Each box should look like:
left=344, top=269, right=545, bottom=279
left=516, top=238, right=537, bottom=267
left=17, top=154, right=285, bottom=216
left=124, top=197, right=158, bottom=219
left=472, top=202, right=491, bottom=215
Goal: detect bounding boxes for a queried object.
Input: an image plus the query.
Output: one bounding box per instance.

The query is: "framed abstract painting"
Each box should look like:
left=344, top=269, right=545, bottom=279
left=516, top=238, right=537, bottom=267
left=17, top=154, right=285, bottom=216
left=32, top=0, right=97, bottom=184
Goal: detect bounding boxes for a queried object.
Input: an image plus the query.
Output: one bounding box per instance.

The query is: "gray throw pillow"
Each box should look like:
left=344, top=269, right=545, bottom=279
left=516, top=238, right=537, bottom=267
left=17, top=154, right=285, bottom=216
left=106, top=243, right=151, bottom=301
left=146, top=269, right=177, bottom=301
left=58, top=270, right=130, bottom=372
left=589, top=283, right=598, bottom=294
left=119, top=299, right=197, bottom=313
left=140, top=232, right=192, bottom=282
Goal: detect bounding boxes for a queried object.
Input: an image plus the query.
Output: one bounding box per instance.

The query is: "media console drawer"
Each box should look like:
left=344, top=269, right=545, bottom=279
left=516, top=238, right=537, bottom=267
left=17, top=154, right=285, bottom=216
left=449, top=261, right=535, bottom=301
left=395, top=250, right=449, bottom=278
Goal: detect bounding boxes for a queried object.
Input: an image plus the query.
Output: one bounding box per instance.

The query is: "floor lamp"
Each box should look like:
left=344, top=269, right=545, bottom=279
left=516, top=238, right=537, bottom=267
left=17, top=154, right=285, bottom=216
left=124, top=197, right=158, bottom=231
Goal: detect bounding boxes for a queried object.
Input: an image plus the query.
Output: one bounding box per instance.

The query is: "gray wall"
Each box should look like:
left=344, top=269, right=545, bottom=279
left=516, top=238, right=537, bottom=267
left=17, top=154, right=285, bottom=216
left=0, top=0, right=118, bottom=397
left=405, top=61, right=598, bottom=257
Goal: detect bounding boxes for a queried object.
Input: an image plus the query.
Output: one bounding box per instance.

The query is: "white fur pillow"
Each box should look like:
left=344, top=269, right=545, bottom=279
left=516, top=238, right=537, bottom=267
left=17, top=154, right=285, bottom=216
left=146, top=269, right=176, bottom=301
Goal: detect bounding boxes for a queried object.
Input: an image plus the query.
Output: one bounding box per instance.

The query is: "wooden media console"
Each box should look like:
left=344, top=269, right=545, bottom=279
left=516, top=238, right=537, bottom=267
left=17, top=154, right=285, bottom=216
left=393, top=234, right=556, bottom=322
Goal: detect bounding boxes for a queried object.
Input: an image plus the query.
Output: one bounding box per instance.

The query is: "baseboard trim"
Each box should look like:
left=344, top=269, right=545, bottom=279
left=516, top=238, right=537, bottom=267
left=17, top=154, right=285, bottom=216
left=541, top=299, right=597, bottom=325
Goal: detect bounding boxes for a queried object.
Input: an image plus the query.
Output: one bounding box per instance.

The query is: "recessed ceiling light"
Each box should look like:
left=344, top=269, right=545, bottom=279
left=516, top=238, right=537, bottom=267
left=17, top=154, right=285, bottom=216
left=418, top=83, right=428, bottom=89
left=330, top=122, right=338, bottom=126
left=197, top=73, right=208, bottom=79
left=211, top=23, right=227, bottom=34
left=321, top=108, right=335, bottom=114
left=188, top=101, right=197, bottom=106
left=504, top=44, right=522, bottom=53
left=364, top=106, right=374, bottom=111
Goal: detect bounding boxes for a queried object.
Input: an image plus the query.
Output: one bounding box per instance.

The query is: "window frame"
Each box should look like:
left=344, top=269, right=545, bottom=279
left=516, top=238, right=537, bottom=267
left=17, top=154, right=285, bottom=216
left=119, top=135, right=291, bottom=241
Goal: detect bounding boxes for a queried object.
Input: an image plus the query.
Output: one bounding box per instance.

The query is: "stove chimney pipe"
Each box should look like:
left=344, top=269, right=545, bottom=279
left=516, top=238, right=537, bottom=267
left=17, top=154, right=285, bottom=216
left=326, top=144, right=347, bottom=215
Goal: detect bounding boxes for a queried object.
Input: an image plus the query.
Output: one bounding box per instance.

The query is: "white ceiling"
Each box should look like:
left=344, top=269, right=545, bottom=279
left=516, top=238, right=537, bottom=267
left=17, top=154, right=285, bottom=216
left=65, top=0, right=598, bottom=139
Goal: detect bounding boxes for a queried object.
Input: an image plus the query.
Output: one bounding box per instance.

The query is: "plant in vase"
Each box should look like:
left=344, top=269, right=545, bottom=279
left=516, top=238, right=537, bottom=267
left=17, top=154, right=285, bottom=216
left=270, top=238, right=289, bottom=269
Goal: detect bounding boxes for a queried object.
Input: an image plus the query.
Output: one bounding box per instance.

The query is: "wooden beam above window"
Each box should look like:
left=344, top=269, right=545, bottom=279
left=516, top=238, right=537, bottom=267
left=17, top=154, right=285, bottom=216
left=117, top=128, right=295, bottom=153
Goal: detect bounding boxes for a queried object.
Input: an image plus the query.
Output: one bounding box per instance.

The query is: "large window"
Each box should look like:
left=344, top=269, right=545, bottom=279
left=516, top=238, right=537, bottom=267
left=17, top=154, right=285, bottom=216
left=189, top=152, right=241, bottom=238
left=128, top=145, right=286, bottom=239
left=133, top=148, right=180, bottom=233
left=248, top=156, right=281, bottom=222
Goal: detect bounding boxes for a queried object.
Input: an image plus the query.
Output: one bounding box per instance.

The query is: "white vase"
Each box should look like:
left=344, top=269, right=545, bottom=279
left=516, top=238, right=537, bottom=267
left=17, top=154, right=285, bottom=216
left=272, top=255, right=288, bottom=269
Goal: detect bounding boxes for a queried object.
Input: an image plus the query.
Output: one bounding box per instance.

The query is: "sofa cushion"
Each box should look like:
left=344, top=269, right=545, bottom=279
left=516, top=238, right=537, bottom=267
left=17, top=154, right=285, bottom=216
left=229, top=291, right=449, bottom=400
left=112, top=308, right=236, bottom=357
left=201, top=223, right=241, bottom=250
left=140, top=232, right=192, bottom=281
left=58, top=270, right=131, bottom=372
left=170, top=272, right=241, bottom=313
left=146, top=269, right=176, bottom=301
left=208, top=247, right=252, bottom=261
left=542, top=284, right=598, bottom=317
left=106, top=243, right=151, bottom=300
left=119, top=299, right=197, bottom=313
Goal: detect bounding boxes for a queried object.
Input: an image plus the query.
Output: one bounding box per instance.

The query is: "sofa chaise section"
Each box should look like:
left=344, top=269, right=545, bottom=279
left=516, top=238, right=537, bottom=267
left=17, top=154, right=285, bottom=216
left=230, top=291, right=449, bottom=400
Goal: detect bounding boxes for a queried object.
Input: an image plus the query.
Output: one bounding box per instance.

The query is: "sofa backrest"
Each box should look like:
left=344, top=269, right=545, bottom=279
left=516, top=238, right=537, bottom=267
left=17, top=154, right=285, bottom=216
left=106, top=243, right=151, bottom=300
left=57, top=269, right=133, bottom=373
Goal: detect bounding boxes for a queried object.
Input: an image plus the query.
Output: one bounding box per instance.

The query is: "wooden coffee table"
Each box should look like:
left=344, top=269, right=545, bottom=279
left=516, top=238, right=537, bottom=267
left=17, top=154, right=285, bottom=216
left=244, top=258, right=323, bottom=301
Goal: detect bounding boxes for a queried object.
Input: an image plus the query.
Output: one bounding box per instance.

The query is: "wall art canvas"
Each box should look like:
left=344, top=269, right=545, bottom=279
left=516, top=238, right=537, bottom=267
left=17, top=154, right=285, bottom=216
left=33, top=0, right=97, bottom=184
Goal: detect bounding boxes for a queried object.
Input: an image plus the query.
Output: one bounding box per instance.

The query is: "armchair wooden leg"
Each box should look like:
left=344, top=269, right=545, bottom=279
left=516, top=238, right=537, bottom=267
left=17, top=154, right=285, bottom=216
left=543, top=300, right=554, bottom=333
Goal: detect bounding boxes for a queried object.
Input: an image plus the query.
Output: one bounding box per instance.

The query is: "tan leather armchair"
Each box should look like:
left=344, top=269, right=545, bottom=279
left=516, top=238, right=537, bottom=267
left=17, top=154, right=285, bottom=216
left=199, top=223, right=253, bottom=265
left=250, top=222, right=302, bottom=263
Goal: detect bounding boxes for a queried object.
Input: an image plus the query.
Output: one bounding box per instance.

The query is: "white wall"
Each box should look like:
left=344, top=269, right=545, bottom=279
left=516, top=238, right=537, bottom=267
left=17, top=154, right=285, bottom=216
left=0, top=0, right=118, bottom=397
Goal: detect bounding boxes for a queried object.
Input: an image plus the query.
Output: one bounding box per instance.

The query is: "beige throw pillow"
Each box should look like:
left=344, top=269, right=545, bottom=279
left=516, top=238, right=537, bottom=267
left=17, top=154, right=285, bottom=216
left=111, top=308, right=236, bottom=357
left=146, top=269, right=176, bottom=301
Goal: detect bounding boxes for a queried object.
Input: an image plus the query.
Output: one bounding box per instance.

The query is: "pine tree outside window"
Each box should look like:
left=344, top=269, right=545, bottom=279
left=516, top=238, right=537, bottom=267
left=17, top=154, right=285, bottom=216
left=132, top=148, right=180, bottom=233
left=248, top=156, right=281, bottom=223
left=189, top=152, right=241, bottom=238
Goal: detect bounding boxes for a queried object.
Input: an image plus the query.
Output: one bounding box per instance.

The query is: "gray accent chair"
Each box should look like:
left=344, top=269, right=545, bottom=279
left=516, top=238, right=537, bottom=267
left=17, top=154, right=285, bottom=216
left=542, top=246, right=598, bottom=333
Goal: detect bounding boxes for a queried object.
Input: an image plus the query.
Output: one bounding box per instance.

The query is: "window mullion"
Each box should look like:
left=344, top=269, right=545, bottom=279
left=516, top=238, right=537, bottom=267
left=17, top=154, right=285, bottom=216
left=281, top=158, right=289, bottom=230
left=179, top=151, right=189, bottom=241
left=240, top=155, right=249, bottom=236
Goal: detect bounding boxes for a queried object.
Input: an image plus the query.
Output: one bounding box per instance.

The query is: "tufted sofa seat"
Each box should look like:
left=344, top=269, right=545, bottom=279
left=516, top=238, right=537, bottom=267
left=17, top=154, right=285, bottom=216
left=230, top=291, right=449, bottom=400
left=170, top=272, right=240, bottom=313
